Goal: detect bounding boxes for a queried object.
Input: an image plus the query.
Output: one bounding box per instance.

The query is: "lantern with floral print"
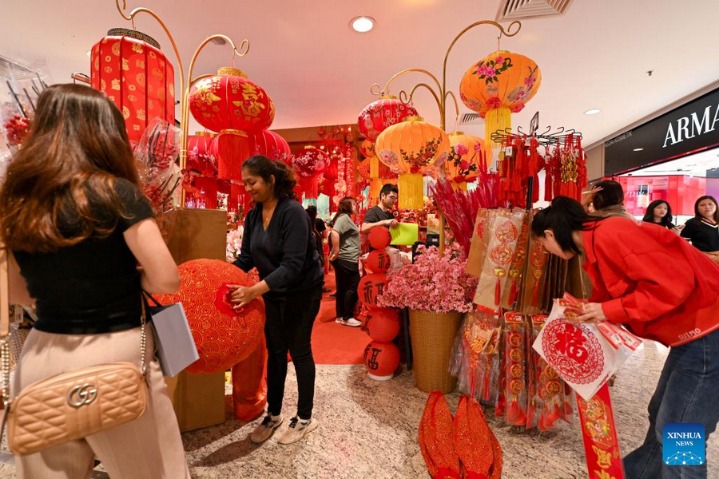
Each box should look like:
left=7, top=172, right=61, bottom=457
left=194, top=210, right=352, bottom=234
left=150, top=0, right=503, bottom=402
left=357, top=96, right=419, bottom=141
left=90, top=28, right=175, bottom=146
left=291, top=146, right=330, bottom=200
left=186, top=131, right=216, bottom=176
left=459, top=51, right=541, bottom=146
left=445, top=132, right=489, bottom=190
left=375, top=116, right=450, bottom=210
left=248, top=130, right=292, bottom=164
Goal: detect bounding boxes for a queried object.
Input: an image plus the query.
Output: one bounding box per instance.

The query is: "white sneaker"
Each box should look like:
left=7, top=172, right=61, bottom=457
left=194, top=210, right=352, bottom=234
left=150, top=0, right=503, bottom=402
left=337, top=317, right=361, bottom=327
left=277, top=417, right=318, bottom=445
left=250, top=414, right=283, bottom=444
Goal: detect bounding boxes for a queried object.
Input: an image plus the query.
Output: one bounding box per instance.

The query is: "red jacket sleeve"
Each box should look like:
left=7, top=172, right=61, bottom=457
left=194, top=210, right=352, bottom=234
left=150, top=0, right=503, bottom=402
left=591, top=222, right=697, bottom=324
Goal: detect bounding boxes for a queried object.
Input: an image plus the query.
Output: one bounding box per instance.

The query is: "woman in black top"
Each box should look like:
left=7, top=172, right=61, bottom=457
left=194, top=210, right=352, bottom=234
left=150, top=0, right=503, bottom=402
left=0, top=84, right=189, bottom=478
left=642, top=199, right=679, bottom=230
left=681, top=195, right=719, bottom=264
left=231, top=155, right=323, bottom=445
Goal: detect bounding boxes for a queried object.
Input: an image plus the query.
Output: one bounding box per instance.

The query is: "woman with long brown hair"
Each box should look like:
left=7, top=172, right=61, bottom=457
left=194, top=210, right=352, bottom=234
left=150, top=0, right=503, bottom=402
left=0, top=84, right=189, bottom=478
left=329, top=197, right=361, bottom=327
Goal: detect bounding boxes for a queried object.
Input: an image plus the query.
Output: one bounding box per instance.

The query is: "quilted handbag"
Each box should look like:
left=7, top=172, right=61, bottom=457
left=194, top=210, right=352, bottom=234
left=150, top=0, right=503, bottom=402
left=0, top=247, right=149, bottom=456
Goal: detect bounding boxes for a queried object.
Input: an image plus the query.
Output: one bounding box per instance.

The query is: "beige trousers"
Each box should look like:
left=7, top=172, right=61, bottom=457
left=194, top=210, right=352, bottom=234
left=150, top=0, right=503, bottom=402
left=12, top=326, right=191, bottom=479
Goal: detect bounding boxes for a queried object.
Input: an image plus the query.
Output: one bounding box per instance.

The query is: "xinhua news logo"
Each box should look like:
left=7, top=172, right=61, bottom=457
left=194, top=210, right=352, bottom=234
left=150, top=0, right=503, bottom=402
left=663, top=423, right=705, bottom=466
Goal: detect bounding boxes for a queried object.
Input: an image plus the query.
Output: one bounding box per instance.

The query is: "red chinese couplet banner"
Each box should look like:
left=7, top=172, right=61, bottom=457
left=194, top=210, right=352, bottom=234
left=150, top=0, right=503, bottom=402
left=575, top=383, right=625, bottom=479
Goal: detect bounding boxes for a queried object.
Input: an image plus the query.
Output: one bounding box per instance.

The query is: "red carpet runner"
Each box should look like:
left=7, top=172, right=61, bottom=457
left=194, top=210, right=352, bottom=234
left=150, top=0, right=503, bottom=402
left=311, top=272, right=369, bottom=365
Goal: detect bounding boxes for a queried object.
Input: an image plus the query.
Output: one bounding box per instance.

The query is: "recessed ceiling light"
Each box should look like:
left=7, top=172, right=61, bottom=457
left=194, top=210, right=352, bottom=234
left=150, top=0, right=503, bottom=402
left=633, top=148, right=644, bottom=152
left=350, top=16, right=375, bottom=33
left=584, top=108, right=601, bottom=115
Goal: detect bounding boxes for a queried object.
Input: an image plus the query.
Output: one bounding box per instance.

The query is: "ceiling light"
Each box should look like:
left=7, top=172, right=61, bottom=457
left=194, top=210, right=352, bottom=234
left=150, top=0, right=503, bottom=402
left=633, top=148, right=644, bottom=152
left=350, top=16, right=375, bottom=33
left=584, top=108, right=601, bottom=115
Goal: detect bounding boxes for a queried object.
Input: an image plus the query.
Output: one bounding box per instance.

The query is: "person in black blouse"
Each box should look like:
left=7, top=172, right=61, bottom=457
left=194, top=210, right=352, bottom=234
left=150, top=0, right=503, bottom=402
left=0, top=84, right=189, bottom=478
left=642, top=199, right=681, bottom=231
left=231, top=155, right=324, bottom=445
left=681, top=195, right=719, bottom=264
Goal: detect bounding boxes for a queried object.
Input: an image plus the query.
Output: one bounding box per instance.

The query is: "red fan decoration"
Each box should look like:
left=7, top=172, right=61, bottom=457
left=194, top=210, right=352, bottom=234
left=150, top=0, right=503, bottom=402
left=155, top=259, right=265, bottom=374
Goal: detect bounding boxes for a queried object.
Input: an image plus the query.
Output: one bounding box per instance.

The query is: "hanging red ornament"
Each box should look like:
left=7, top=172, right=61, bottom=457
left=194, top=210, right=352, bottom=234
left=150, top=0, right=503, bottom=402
left=357, top=96, right=418, bottom=141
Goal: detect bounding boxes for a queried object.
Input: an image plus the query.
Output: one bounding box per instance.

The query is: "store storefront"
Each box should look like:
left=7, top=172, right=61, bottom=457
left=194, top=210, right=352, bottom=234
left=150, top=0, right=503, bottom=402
left=603, top=87, right=719, bottom=222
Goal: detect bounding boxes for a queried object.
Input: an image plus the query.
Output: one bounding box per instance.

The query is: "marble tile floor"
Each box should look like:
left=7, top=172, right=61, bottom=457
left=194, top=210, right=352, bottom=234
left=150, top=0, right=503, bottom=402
left=0, top=340, right=716, bottom=478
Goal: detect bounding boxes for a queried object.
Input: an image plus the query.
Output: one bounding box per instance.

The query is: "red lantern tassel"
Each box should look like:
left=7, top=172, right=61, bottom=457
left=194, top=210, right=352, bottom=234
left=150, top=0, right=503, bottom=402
left=531, top=280, right=540, bottom=307
left=494, top=277, right=501, bottom=306
left=525, top=400, right=536, bottom=428
left=508, top=279, right=518, bottom=306
left=507, top=397, right=526, bottom=426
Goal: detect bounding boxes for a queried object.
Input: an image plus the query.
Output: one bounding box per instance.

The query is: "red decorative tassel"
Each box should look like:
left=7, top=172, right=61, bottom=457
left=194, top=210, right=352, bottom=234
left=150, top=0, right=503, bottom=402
left=507, top=398, right=526, bottom=425
left=531, top=280, right=540, bottom=307
left=494, top=277, right=501, bottom=306
left=508, top=279, right=518, bottom=306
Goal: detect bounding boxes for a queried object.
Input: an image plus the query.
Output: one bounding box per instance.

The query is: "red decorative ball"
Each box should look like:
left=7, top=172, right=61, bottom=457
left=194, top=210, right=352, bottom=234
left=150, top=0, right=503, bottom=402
left=368, top=227, right=391, bottom=250
left=154, top=259, right=265, bottom=374
left=366, top=307, right=400, bottom=342
left=357, top=273, right=387, bottom=308
left=364, top=249, right=391, bottom=274
left=363, top=341, right=400, bottom=379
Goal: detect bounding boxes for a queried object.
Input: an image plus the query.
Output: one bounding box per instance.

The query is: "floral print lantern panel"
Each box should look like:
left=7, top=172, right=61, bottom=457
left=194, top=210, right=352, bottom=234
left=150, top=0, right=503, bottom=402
left=375, top=116, right=450, bottom=210
left=291, top=146, right=330, bottom=200
left=91, top=29, right=175, bottom=146
left=357, top=96, right=418, bottom=141
left=446, top=132, right=489, bottom=189
left=186, top=131, right=216, bottom=176
left=459, top=50, right=541, bottom=146
left=248, top=130, right=291, bottom=164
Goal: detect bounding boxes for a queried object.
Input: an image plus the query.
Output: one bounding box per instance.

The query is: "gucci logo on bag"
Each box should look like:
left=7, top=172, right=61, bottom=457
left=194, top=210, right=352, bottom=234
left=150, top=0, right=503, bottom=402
left=67, top=384, right=98, bottom=408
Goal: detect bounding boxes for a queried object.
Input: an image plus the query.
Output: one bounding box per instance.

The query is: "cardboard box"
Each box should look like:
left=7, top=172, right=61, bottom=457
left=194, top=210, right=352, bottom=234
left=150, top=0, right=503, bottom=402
left=162, top=208, right=228, bottom=432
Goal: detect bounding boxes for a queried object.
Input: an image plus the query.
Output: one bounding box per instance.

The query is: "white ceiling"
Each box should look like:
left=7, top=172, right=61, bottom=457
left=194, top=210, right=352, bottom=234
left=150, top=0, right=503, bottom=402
left=3, top=0, right=719, bottom=148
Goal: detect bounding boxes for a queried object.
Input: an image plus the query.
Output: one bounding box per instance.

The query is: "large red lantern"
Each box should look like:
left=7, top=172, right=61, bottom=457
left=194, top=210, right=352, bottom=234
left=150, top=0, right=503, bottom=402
left=459, top=50, right=541, bottom=145
left=363, top=340, right=400, bottom=380
left=90, top=28, right=175, bottom=146
left=358, top=273, right=388, bottom=308
left=248, top=130, right=291, bottom=164
left=365, top=308, right=401, bottom=342
left=291, top=146, right=329, bottom=200
left=186, top=131, right=216, bottom=176
left=357, top=96, right=418, bottom=141
left=364, top=249, right=391, bottom=274
left=155, top=259, right=265, bottom=374
left=189, top=67, right=274, bottom=133
left=368, top=227, right=391, bottom=250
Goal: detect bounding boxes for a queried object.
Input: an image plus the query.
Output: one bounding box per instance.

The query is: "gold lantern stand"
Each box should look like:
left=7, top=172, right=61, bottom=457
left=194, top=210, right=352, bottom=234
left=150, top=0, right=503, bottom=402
left=113, top=0, right=251, bottom=432
left=370, top=20, right=521, bottom=254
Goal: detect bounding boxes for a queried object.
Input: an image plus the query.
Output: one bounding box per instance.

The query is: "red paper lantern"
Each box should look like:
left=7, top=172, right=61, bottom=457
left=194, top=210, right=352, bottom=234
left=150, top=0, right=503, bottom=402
left=357, top=96, right=418, bottom=141
left=360, top=139, right=375, bottom=158
left=209, top=131, right=252, bottom=181
left=364, top=249, right=391, bottom=274
left=291, top=146, right=330, bottom=200
left=368, top=227, right=391, bottom=250
left=363, top=341, right=400, bottom=379
left=248, top=130, right=291, bottom=164
left=366, top=308, right=400, bottom=342
left=90, top=28, right=175, bottom=146
left=154, top=259, right=265, bottom=374
left=189, top=67, right=274, bottom=133
left=358, top=273, right=387, bottom=307
left=187, top=131, right=216, bottom=175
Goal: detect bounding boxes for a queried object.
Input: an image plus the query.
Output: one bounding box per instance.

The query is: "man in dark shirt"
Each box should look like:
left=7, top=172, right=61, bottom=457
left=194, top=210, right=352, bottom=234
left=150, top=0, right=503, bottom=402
left=361, top=184, right=399, bottom=233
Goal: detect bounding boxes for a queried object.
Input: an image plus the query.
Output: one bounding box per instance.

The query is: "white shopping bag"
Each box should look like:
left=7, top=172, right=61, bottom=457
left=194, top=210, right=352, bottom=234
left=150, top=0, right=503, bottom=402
left=147, top=299, right=199, bottom=377
left=532, top=294, right=641, bottom=400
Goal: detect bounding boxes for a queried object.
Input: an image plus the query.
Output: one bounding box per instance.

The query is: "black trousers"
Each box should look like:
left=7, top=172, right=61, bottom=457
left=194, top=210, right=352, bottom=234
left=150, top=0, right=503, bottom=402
left=264, top=287, right=322, bottom=420
left=333, top=259, right=360, bottom=320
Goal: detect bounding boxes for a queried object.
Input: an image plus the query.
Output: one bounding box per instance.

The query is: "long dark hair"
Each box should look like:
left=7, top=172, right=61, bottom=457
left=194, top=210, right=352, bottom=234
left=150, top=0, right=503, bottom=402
left=693, top=195, right=719, bottom=223
left=591, top=180, right=624, bottom=210
left=531, top=196, right=601, bottom=255
left=0, top=84, right=139, bottom=253
left=331, top=197, right=355, bottom=227
left=241, top=155, right=297, bottom=201
left=642, top=200, right=674, bottom=227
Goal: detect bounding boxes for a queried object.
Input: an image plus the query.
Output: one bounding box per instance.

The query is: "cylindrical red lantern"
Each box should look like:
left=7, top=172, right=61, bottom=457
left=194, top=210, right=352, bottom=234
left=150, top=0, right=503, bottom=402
left=248, top=130, right=291, bottom=163
left=90, top=28, right=175, bottom=146
left=357, top=96, right=418, bottom=141
left=366, top=308, right=401, bottom=342
left=187, top=131, right=216, bottom=176
left=358, top=273, right=387, bottom=308
left=189, top=67, right=274, bottom=133
left=291, top=146, right=329, bottom=200
left=363, top=341, right=400, bottom=380
left=210, top=131, right=252, bottom=181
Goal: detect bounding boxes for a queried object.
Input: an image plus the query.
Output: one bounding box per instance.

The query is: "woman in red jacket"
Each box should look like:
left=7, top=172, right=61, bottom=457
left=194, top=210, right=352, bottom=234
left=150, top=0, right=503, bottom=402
left=532, top=196, right=719, bottom=479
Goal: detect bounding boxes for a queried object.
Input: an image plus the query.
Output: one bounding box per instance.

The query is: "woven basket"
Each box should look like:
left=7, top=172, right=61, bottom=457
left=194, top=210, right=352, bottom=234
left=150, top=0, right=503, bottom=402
left=409, top=309, right=463, bottom=393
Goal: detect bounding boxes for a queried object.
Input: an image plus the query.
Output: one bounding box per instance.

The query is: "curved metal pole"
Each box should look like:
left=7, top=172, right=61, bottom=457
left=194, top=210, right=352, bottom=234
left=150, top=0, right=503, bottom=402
left=402, top=83, right=443, bottom=124
left=443, top=90, right=461, bottom=132
left=381, top=69, right=444, bottom=126
left=441, top=20, right=521, bottom=130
